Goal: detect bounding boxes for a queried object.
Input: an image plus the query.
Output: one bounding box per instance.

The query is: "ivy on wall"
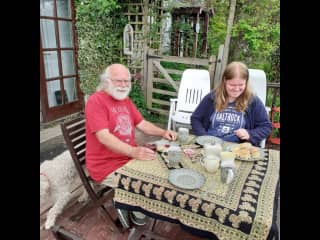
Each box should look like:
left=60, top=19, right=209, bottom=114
left=75, top=0, right=126, bottom=95
left=74, top=0, right=164, bottom=121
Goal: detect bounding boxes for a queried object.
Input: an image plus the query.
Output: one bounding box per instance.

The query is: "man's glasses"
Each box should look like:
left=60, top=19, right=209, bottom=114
left=110, top=79, right=131, bottom=85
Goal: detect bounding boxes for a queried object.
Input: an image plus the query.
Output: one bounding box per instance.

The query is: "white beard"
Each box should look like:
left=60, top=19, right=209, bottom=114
left=107, top=83, right=131, bottom=100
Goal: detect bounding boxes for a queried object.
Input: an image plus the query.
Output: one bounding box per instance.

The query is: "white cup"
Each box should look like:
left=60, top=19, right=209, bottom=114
left=220, top=151, right=235, bottom=168
left=178, top=127, right=189, bottom=144
left=204, top=144, right=222, bottom=157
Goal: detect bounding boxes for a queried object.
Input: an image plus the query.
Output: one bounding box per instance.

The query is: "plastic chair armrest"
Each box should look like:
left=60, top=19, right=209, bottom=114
left=265, top=106, right=271, bottom=115
left=168, top=98, right=178, bottom=130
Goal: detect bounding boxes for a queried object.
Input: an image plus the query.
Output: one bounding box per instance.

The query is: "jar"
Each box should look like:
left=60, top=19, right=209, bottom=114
left=167, top=146, right=182, bottom=168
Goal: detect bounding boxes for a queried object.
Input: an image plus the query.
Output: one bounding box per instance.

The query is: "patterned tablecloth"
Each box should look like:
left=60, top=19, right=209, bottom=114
left=113, top=143, right=280, bottom=240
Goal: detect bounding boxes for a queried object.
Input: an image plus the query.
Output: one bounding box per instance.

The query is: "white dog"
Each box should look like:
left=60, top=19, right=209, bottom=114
left=40, top=150, right=88, bottom=229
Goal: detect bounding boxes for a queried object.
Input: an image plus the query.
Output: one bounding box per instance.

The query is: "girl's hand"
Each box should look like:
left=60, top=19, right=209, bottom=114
left=234, top=128, right=250, bottom=140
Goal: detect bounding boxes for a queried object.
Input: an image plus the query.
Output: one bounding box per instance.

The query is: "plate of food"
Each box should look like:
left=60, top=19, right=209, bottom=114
left=228, top=142, right=265, bottom=161
left=168, top=168, right=205, bottom=190
left=195, top=135, right=224, bottom=146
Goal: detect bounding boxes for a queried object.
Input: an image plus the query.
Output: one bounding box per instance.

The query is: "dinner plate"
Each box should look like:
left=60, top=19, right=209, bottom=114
left=168, top=168, right=205, bottom=190
left=226, top=144, right=265, bottom=161
left=195, top=135, right=224, bottom=146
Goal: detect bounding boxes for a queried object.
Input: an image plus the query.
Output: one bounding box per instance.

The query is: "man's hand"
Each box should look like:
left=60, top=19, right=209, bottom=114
left=162, top=130, right=177, bottom=141
left=136, top=120, right=177, bottom=141
left=129, top=146, right=156, bottom=160
left=234, top=128, right=250, bottom=140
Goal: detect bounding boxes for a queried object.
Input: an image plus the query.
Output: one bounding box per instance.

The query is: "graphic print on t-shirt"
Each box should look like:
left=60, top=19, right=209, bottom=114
left=113, top=113, right=132, bottom=136
left=208, top=103, right=245, bottom=141
left=110, top=106, right=133, bottom=143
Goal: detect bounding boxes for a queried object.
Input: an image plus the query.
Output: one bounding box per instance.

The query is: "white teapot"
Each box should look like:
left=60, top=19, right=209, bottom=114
left=200, top=154, right=220, bottom=173
left=204, top=144, right=222, bottom=157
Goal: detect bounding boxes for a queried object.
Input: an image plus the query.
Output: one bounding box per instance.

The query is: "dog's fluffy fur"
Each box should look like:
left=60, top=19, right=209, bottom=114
left=40, top=150, right=88, bottom=229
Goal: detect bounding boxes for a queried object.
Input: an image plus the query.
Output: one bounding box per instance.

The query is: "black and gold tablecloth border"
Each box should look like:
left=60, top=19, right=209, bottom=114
left=114, top=149, right=279, bottom=240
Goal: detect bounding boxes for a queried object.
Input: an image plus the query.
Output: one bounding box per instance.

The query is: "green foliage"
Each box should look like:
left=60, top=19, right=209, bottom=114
left=161, top=61, right=186, bottom=71
left=129, top=83, right=147, bottom=115
left=230, top=0, right=280, bottom=80
left=208, top=0, right=229, bottom=54
left=129, top=83, right=166, bottom=123
left=75, top=0, right=126, bottom=95
left=208, top=0, right=280, bottom=82
left=75, top=0, right=120, bottom=19
left=75, top=0, right=166, bottom=123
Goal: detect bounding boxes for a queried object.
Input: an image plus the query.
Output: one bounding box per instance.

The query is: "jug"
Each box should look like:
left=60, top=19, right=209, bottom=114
left=200, top=154, right=220, bottom=173
left=204, top=144, right=222, bottom=157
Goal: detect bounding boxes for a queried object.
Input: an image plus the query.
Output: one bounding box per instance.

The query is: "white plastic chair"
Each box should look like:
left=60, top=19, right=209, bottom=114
left=167, top=69, right=211, bottom=131
left=248, top=69, right=270, bottom=148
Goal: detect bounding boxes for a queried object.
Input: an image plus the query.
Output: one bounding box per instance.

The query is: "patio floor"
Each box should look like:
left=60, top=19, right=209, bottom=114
left=40, top=196, right=207, bottom=240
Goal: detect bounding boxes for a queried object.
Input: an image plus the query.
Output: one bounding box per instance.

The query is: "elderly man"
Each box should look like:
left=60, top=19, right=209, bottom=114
left=85, top=63, right=177, bottom=228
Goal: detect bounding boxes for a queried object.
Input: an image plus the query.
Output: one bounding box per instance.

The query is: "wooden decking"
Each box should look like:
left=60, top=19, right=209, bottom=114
left=40, top=196, right=207, bottom=240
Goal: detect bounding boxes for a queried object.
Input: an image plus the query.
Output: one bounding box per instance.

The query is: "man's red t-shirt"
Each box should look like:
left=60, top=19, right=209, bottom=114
left=85, top=91, right=143, bottom=182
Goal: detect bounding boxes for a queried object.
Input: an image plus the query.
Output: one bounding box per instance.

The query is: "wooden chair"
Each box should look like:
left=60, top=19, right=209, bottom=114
left=60, top=115, right=123, bottom=233
left=51, top=225, right=83, bottom=240
left=268, top=106, right=280, bottom=147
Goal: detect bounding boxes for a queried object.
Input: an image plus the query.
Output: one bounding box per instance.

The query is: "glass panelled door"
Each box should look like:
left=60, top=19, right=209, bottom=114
left=40, top=0, right=83, bottom=122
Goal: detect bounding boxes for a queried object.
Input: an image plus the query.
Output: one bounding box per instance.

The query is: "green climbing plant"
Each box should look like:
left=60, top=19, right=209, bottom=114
left=75, top=0, right=126, bottom=95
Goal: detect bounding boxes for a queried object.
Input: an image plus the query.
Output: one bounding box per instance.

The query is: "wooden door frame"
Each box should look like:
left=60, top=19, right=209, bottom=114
left=40, top=0, right=83, bottom=123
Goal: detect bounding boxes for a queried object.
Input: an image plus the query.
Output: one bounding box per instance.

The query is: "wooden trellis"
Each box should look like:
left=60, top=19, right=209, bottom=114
left=122, top=0, right=214, bottom=77
left=122, top=0, right=164, bottom=76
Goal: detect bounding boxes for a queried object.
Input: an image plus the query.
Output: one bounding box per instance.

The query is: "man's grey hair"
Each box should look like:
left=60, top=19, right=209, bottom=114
left=96, top=64, right=131, bottom=91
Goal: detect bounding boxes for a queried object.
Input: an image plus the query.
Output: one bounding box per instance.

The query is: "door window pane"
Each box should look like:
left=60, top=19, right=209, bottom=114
left=61, top=50, right=75, bottom=76
left=47, top=80, right=62, bottom=107
left=57, top=0, right=71, bottom=18
left=40, top=19, right=57, bottom=48
left=64, top=77, right=77, bottom=102
left=58, top=21, right=73, bottom=48
left=40, top=0, right=54, bottom=17
left=44, top=51, right=59, bottom=78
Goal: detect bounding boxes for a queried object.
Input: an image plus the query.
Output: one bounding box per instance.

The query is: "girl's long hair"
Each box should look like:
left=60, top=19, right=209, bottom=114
left=214, top=61, right=252, bottom=112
